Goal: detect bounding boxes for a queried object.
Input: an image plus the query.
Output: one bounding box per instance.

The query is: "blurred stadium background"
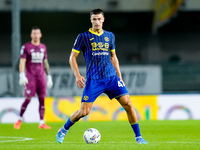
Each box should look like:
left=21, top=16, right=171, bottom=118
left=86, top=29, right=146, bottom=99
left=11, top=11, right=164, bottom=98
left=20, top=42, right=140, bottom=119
left=1, top=0, right=200, bottom=123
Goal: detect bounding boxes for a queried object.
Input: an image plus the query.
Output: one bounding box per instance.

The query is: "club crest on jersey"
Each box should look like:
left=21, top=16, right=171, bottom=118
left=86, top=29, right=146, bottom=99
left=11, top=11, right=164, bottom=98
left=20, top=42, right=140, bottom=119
left=83, top=95, right=89, bottom=101
left=40, top=48, right=45, bottom=52
left=105, top=37, right=109, bottom=42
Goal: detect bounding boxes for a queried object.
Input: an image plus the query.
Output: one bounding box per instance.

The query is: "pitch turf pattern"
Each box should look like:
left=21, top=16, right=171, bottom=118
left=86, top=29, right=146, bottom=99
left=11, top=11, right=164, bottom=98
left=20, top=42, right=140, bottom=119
left=0, top=120, right=200, bottom=150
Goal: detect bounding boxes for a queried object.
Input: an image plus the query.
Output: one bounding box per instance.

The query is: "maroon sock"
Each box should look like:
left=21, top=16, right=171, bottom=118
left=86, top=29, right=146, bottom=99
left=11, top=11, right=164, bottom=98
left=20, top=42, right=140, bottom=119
left=19, top=98, right=31, bottom=117
left=39, top=96, right=45, bottom=120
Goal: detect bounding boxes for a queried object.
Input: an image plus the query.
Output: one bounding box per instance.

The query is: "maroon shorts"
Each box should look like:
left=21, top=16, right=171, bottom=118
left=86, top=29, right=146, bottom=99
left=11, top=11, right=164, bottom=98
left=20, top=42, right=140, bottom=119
left=24, top=75, right=46, bottom=97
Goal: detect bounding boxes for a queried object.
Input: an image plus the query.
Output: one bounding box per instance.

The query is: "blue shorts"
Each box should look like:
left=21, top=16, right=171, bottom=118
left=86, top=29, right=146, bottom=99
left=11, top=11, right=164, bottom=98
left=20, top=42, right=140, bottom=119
left=81, top=76, right=129, bottom=103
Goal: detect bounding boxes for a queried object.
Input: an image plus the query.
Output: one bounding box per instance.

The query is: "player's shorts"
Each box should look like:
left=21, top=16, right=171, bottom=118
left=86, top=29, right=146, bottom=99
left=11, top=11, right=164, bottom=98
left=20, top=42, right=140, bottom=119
left=81, top=75, right=129, bottom=103
left=24, top=75, right=47, bottom=97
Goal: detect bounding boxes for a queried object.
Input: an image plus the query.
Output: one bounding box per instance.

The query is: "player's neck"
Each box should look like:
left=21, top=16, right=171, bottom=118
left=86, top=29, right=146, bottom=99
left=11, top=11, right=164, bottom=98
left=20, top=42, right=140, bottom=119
left=31, top=40, right=40, bottom=46
left=92, top=28, right=103, bottom=34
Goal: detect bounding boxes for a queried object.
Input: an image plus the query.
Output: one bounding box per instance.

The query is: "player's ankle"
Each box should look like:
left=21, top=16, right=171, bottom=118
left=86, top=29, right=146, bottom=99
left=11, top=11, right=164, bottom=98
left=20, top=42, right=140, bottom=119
left=39, top=120, right=45, bottom=125
left=18, top=116, right=23, bottom=122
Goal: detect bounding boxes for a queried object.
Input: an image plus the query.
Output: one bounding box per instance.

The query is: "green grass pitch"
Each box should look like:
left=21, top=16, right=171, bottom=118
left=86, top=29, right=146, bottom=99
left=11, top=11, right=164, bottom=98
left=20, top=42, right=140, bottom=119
left=0, top=120, right=200, bottom=150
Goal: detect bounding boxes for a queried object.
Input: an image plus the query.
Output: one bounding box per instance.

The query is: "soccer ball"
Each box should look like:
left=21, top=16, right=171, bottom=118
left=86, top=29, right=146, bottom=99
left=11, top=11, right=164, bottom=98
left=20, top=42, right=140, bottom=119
left=83, top=128, right=101, bottom=144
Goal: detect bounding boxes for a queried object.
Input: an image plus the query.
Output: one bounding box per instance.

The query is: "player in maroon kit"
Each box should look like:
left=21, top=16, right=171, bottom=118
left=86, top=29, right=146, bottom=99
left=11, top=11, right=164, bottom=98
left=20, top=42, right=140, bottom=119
left=14, top=26, right=53, bottom=129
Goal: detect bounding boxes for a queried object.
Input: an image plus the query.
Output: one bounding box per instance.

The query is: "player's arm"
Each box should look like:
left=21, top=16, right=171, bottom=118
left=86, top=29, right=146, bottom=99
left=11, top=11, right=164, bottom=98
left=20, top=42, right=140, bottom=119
left=44, top=59, right=50, bottom=75
left=19, top=58, right=26, bottom=73
left=69, top=51, right=85, bottom=88
left=110, top=51, right=125, bottom=84
left=19, top=58, right=28, bottom=86
left=44, top=59, right=53, bottom=88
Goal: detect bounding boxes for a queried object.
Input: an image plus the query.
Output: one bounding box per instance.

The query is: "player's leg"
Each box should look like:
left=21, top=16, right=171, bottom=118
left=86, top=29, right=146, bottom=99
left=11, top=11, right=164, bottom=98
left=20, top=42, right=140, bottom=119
left=38, top=96, right=51, bottom=129
left=56, top=102, right=93, bottom=143
left=105, top=76, right=147, bottom=144
left=64, top=102, right=93, bottom=130
left=118, top=95, right=148, bottom=144
left=56, top=79, right=104, bottom=143
left=71, top=102, right=93, bottom=122
left=14, top=75, right=37, bottom=129
left=118, top=95, right=137, bottom=123
left=37, top=76, right=51, bottom=129
left=14, top=97, right=31, bottom=129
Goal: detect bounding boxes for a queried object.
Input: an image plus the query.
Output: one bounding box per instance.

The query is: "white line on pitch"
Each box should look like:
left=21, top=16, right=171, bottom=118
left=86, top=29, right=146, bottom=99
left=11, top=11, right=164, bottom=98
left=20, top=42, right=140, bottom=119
left=0, top=136, right=33, bottom=143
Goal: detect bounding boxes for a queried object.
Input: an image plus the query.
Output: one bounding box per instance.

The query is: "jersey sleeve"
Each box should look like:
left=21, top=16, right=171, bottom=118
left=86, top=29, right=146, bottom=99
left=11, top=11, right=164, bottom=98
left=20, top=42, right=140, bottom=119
left=20, top=45, right=27, bottom=59
left=72, top=34, right=84, bottom=53
left=110, top=33, right=115, bottom=52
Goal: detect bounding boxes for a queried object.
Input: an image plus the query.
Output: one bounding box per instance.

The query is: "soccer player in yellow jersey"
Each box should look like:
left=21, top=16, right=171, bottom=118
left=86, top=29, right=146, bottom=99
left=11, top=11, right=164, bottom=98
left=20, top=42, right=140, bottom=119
left=56, top=9, right=148, bottom=144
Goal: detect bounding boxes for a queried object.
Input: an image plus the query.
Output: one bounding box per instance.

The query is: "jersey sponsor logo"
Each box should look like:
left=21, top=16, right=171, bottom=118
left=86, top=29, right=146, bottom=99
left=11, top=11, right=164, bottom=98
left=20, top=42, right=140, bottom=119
left=92, top=52, right=109, bottom=56
left=91, top=42, right=109, bottom=51
left=31, top=52, right=44, bottom=63
left=83, top=95, right=89, bottom=101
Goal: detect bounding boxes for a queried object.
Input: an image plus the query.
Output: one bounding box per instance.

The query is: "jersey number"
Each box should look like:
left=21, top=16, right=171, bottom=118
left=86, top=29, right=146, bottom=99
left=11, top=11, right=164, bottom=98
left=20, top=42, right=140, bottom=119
left=118, top=81, right=124, bottom=87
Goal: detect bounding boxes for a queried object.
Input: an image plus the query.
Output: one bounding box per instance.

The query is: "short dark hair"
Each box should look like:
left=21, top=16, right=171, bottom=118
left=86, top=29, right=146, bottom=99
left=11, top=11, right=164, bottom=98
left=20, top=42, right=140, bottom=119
left=31, top=26, right=41, bottom=31
left=90, top=9, right=104, bottom=17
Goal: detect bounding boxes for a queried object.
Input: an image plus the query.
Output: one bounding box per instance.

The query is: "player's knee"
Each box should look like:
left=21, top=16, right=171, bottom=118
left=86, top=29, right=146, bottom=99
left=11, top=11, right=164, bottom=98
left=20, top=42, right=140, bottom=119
left=80, top=112, right=87, bottom=117
left=126, top=100, right=132, bottom=108
left=123, top=100, right=133, bottom=112
left=80, top=109, right=90, bottom=117
left=84, top=109, right=91, bottom=116
left=79, top=103, right=92, bottom=118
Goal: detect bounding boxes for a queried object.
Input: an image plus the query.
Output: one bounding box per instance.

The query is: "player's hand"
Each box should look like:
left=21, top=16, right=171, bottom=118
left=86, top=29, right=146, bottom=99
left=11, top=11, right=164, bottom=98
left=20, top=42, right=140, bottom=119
left=19, top=72, right=28, bottom=86
left=121, top=80, right=125, bottom=86
left=47, top=75, right=53, bottom=89
left=76, top=74, right=85, bottom=88
left=120, top=77, right=125, bottom=86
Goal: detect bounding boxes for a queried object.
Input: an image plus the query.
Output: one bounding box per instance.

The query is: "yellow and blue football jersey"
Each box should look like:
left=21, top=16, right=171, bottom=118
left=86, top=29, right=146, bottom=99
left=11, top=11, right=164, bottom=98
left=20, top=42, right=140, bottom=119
left=72, top=28, right=117, bottom=79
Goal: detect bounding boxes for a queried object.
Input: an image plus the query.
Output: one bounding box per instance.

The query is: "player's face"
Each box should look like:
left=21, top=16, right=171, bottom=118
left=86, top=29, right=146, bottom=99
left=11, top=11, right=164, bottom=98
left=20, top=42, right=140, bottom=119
left=90, top=13, right=104, bottom=31
left=31, top=29, right=42, bottom=42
